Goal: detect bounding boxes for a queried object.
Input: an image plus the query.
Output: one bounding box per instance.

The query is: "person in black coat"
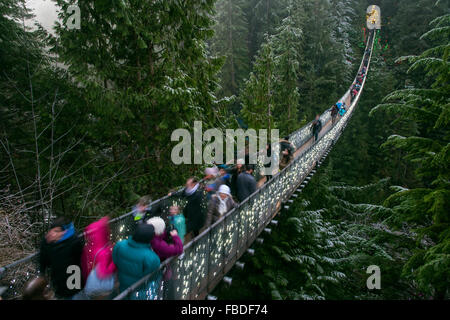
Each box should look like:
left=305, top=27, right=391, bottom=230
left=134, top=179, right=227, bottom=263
left=171, top=177, right=206, bottom=238
left=39, top=217, right=84, bottom=299
left=236, top=164, right=257, bottom=203
left=230, top=159, right=245, bottom=197
left=311, top=115, right=322, bottom=143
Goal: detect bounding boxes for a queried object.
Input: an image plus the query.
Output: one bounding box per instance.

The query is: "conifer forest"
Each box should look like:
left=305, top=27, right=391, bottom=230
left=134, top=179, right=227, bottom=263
left=0, top=0, right=449, bottom=301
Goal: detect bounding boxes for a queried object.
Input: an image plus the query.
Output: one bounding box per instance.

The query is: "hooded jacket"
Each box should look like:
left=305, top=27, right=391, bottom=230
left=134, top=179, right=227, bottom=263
left=150, top=231, right=184, bottom=261
left=81, top=217, right=117, bottom=283
left=112, top=237, right=161, bottom=293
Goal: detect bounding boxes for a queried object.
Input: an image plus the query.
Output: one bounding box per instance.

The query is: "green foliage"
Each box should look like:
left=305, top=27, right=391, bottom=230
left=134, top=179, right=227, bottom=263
left=216, top=2, right=449, bottom=300
left=271, top=11, right=302, bottom=135
left=240, top=41, right=276, bottom=131
left=3, top=0, right=449, bottom=299
left=240, top=0, right=353, bottom=135
left=370, top=12, right=450, bottom=298
left=245, top=0, right=289, bottom=62
left=240, top=6, right=303, bottom=136
left=210, top=0, right=250, bottom=113
left=46, top=0, right=232, bottom=213
left=296, top=0, right=353, bottom=117
left=0, top=0, right=89, bottom=230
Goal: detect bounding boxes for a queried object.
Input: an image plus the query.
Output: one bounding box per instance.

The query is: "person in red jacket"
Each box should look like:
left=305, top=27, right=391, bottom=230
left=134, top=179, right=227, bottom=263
left=147, top=217, right=183, bottom=261
left=80, top=216, right=117, bottom=299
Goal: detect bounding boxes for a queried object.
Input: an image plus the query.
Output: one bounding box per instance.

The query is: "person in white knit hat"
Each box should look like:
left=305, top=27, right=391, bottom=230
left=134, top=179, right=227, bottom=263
left=205, top=185, right=237, bottom=227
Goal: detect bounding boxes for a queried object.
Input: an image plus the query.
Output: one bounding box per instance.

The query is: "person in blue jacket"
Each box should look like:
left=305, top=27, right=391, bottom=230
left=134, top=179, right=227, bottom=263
left=339, top=102, right=347, bottom=116
left=112, top=223, right=161, bottom=299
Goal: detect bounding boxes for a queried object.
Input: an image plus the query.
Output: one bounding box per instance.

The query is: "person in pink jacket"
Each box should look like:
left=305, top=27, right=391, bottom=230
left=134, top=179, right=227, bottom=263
left=81, top=217, right=117, bottom=287
left=147, top=217, right=183, bottom=261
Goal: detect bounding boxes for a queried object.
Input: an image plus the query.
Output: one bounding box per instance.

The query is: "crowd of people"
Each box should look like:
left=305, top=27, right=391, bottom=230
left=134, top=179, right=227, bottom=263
left=24, top=134, right=300, bottom=300
left=30, top=213, right=185, bottom=300
left=20, top=109, right=343, bottom=300
left=351, top=60, right=368, bottom=102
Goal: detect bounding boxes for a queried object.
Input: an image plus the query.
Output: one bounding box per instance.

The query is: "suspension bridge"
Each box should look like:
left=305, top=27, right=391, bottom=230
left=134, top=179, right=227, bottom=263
left=0, top=28, right=376, bottom=300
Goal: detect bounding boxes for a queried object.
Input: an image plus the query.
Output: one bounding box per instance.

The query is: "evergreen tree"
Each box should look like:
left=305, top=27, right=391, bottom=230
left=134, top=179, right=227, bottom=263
left=271, top=9, right=302, bottom=136
left=296, top=0, right=350, bottom=119
left=0, top=0, right=96, bottom=261
left=50, top=0, right=228, bottom=200
left=328, top=0, right=448, bottom=186
left=370, top=13, right=450, bottom=299
left=240, top=40, right=276, bottom=131
left=330, top=0, right=358, bottom=82
left=213, top=165, right=415, bottom=300
left=211, top=0, right=250, bottom=114
left=245, top=0, right=289, bottom=63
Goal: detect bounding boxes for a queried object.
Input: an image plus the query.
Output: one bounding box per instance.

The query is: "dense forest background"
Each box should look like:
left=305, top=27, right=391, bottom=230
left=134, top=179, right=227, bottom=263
left=1, top=0, right=448, bottom=299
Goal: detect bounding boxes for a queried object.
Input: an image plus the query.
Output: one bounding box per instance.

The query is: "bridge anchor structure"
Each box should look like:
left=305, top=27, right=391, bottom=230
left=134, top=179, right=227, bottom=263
left=0, top=27, right=376, bottom=301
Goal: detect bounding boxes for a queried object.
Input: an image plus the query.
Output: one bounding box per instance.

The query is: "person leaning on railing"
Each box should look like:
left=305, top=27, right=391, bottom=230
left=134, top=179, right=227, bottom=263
left=132, top=196, right=152, bottom=222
